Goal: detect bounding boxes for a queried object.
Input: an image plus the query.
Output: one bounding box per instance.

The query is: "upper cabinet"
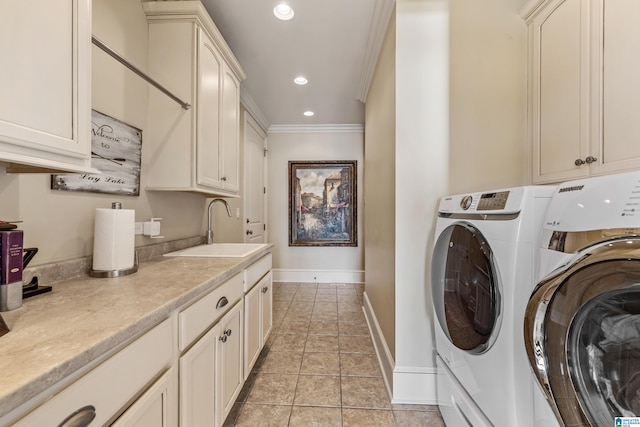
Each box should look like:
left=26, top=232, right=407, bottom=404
left=144, top=1, right=245, bottom=196
left=522, top=0, right=640, bottom=183
left=0, top=0, right=96, bottom=173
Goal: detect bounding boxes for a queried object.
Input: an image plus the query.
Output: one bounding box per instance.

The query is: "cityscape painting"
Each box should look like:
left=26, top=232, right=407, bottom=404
left=289, top=160, right=357, bottom=247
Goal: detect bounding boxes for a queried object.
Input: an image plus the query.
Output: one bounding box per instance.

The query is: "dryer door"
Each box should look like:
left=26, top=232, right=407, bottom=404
left=431, top=222, right=501, bottom=354
left=525, top=239, right=640, bottom=426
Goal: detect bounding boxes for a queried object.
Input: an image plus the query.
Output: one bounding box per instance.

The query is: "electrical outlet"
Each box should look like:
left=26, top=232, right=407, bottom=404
left=134, top=222, right=144, bottom=235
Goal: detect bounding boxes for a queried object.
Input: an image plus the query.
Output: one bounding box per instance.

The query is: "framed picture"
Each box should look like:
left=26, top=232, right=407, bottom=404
left=51, top=110, right=142, bottom=196
left=289, top=160, right=357, bottom=247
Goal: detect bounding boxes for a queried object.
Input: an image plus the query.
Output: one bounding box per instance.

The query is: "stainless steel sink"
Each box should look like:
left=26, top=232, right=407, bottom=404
left=164, top=243, right=268, bottom=258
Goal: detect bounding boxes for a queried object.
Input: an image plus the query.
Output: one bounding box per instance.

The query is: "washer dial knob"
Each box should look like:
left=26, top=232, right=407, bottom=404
left=460, top=195, right=473, bottom=210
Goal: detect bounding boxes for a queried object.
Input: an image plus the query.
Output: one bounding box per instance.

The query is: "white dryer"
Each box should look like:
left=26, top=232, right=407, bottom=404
left=431, top=185, right=556, bottom=427
left=525, top=171, right=640, bottom=426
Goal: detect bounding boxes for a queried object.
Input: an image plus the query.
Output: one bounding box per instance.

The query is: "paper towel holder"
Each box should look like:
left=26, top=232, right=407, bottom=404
left=89, top=251, right=139, bottom=278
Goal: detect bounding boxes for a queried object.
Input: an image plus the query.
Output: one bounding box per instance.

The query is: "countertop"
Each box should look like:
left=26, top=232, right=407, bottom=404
left=0, top=245, right=273, bottom=419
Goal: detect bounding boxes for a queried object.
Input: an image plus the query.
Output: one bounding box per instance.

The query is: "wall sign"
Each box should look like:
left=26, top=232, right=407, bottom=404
left=51, top=110, right=142, bottom=196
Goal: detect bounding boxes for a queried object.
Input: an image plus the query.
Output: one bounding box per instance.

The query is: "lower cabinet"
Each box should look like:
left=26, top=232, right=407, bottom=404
left=216, top=301, right=244, bottom=426
left=244, top=271, right=273, bottom=378
left=180, top=300, right=244, bottom=427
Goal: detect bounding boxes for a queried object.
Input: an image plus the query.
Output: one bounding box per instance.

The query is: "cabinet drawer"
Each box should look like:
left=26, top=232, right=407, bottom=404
left=13, top=318, right=172, bottom=426
left=244, top=254, right=272, bottom=292
left=179, top=272, right=243, bottom=351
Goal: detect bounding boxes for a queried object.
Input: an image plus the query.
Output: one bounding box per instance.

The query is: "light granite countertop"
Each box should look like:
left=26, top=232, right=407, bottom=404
left=0, top=245, right=273, bottom=419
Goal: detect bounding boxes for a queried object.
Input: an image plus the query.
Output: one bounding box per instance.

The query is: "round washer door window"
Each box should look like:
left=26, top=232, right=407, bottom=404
left=431, top=222, right=501, bottom=354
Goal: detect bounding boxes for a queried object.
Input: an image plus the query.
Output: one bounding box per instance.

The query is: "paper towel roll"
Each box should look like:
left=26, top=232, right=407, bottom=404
left=92, top=208, right=135, bottom=271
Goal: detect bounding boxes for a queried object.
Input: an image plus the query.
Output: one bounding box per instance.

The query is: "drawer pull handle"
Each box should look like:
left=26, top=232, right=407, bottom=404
left=224, top=328, right=232, bottom=337
left=216, top=296, right=229, bottom=309
left=58, top=405, right=96, bottom=427
left=262, top=286, right=269, bottom=294
left=219, top=334, right=227, bottom=343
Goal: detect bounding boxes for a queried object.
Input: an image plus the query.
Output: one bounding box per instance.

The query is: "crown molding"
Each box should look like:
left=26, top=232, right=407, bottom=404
left=240, top=87, right=270, bottom=132
left=267, top=124, right=364, bottom=134
left=356, top=0, right=396, bottom=103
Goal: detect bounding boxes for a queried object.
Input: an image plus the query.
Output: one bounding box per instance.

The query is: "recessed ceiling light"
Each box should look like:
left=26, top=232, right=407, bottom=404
left=273, top=3, right=294, bottom=20
left=303, top=111, right=314, bottom=117
left=294, top=76, right=308, bottom=85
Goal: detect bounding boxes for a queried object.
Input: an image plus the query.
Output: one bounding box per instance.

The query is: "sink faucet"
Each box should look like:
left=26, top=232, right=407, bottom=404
left=207, top=198, right=232, bottom=245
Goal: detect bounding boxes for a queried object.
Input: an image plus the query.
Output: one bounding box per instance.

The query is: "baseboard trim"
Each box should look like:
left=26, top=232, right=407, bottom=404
left=363, top=291, right=395, bottom=399
left=272, top=269, right=364, bottom=284
left=392, top=366, right=438, bottom=405
left=362, top=293, right=438, bottom=405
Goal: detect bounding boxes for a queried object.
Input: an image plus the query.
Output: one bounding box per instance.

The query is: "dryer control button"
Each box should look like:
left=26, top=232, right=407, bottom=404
left=460, top=195, right=473, bottom=210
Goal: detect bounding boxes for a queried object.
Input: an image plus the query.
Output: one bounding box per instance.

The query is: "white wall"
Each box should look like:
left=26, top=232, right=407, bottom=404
left=393, top=0, right=450, bottom=403
left=267, top=130, right=364, bottom=282
left=0, top=0, right=208, bottom=266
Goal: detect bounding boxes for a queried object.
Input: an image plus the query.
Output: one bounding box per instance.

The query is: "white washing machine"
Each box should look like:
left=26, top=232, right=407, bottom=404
left=525, top=171, right=640, bottom=426
left=431, top=185, right=556, bottom=427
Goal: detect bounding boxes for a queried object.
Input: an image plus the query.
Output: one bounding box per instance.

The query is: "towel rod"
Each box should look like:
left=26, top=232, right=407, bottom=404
left=92, top=35, right=191, bottom=110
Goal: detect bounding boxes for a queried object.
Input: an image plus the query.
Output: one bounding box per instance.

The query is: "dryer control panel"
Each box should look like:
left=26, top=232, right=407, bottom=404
left=477, top=191, right=510, bottom=211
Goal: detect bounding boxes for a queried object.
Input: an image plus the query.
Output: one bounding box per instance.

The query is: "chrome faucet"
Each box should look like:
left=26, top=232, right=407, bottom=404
left=206, top=198, right=232, bottom=245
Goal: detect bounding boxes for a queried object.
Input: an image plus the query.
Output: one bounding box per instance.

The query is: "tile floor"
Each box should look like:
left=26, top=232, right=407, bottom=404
left=223, top=282, right=446, bottom=427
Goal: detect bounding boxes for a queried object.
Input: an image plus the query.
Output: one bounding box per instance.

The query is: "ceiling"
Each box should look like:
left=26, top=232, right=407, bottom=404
left=200, top=0, right=394, bottom=131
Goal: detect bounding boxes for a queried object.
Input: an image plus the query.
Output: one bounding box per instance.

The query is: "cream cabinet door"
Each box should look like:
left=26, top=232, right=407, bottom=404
left=180, top=323, right=219, bottom=427
left=260, top=273, right=273, bottom=345
left=0, top=0, right=93, bottom=172
left=530, top=0, right=590, bottom=183
left=196, top=27, right=223, bottom=189
left=589, top=0, right=640, bottom=176
left=112, top=368, right=177, bottom=427
left=244, top=282, right=262, bottom=379
left=216, top=301, right=243, bottom=427
left=220, top=65, right=240, bottom=193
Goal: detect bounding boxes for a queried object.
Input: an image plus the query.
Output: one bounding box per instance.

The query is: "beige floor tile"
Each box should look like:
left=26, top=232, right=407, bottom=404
left=223, top=282, right=446, bottom=426
left=300, top=352, right=340, bottom=375
left=246, top=373, right=299, bottom=404
left=338, top=311, right=366, bottom=323
left=234, top=403, right=292, bottom=427
left=288, top=301, right=314, bottom=311
left=338, top=321, right=370, bottom=336
left=305, top=335, right=339, bottom=352
left=308, top=320, right=339, bottom=335
left=270, top=333, right=307, bottom=352
left=393, top=409, right=446, bottom=426
left=338, top=302, right=363, bottom=313
left=261, top=351, right=303, bottom=374
left=340, top=353, right=381, bottom=377
left=313, top=302, right=338, bottom=313
left=294, top=375, right=341, bottom=406
left=279, top=319, right=310, bottom=334
left=289, top=406, right=342, bottom=427
left=337, top=294, right=360, bottom=304
left=311, top=312, right=338, bottom=322
left=283, top=311, right=312, bottom=322
left=341, top=376, right=391, bottom=409
left=315, top=293, right=338, bottom=302
left=342, top=408, right=395, bottom=427
left=339, top=335, right=375, bottom=354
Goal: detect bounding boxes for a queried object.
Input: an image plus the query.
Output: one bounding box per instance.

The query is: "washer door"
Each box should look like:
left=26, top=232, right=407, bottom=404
left=431, top=222, right=501, bottom=354
left=525, top=239, right=640, bottom=426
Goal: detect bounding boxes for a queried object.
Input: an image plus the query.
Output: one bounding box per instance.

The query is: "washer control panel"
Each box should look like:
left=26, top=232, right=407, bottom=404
left=477, top=191, right=510, bottom=211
